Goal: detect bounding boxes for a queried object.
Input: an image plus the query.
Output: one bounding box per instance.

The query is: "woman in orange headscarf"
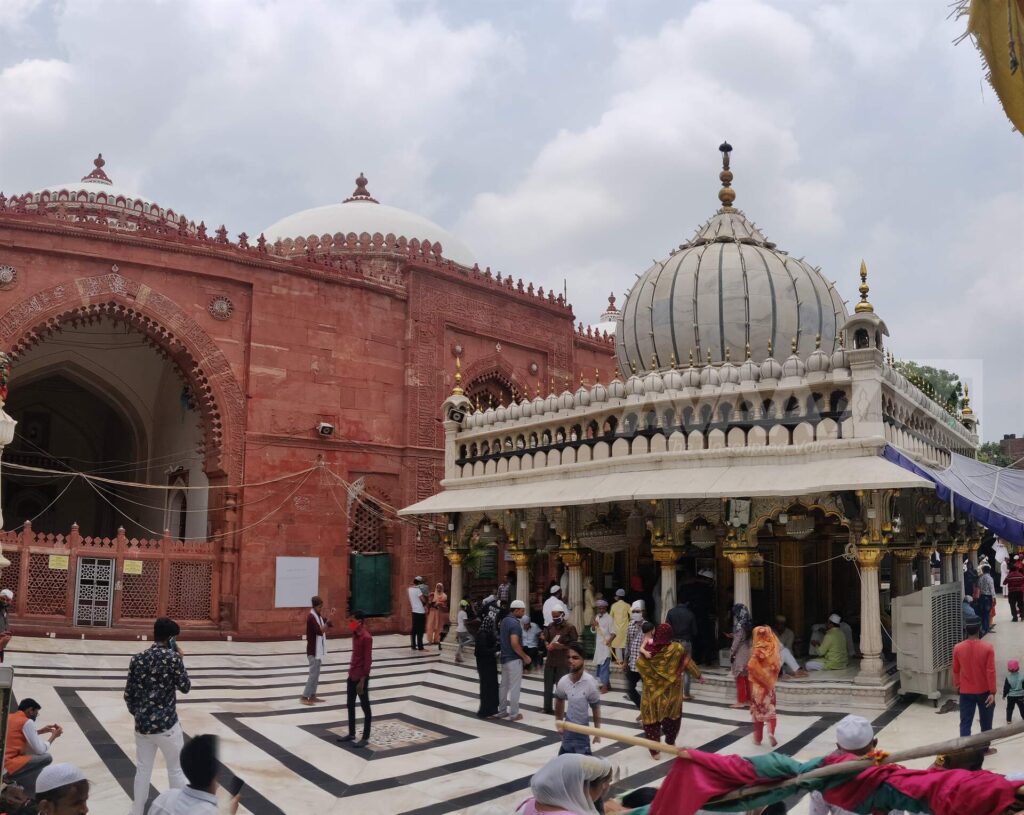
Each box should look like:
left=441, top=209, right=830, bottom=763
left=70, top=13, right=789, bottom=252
left=747, top=624, right=781, bottom=746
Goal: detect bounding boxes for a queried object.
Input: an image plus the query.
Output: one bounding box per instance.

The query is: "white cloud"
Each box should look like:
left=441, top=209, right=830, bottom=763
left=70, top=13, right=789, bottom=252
left=0, top=59, right=74, bottom=149
left=0, top=0, right=41, bottom=29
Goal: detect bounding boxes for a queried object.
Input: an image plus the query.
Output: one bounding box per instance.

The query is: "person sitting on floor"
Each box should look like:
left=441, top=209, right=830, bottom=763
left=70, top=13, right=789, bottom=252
left=806, top=614, right=848, bottom=672
left=4, top=698, right=62, bottom=795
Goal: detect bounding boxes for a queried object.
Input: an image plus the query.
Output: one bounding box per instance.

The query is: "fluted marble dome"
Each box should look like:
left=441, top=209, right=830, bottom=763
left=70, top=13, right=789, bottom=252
left=615, top=144, right=848, bottom=377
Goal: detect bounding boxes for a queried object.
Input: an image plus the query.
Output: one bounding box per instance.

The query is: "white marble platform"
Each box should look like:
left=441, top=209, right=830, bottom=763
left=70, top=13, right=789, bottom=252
left=5, top=604, right=1021, bottom=815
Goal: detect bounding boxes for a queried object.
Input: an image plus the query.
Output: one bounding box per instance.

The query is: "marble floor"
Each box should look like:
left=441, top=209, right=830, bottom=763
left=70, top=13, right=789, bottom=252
left=6, top=602, right=1022, bottom=815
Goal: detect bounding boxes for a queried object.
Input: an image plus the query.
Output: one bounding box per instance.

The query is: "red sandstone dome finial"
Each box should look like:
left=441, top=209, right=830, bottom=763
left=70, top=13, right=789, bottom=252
left=344, top=172, right=379, bottom=204
left=81, top=153, right=112, bottom=185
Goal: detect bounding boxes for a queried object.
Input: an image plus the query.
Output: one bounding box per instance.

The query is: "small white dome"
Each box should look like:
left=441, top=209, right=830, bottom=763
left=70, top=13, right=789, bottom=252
left=739, top=354, right=761, bottom=383
left=574, top=385, right=591, bottom=407
left=760, top=351, right=783, bottom=381
left=782, top=344, right=806, bottom=378
left=699, top=364, right=721, bottom=388
left=719, top=359, right=740, bottom=386
left=663, top=367, right=685, bottom=391
left=495, top=404, right=508, bottom=423
left=831, top=341, right=850, bottom=372
left=558, top=389, right=574, bottom=410
left=520, top=397, right=534, bottom=419
left=643, top=369, right=665, bottom=394
left=263, top=174, right=476, bottom=267
left=483, top=406, right=497, bottom=426
left=508, top=401, right=522, bottom=421
left=607, top=378, right=626, bottom=400
left=806, top=341, right=832, bottom=374
left=624, top=373, right=645, bottom=396
left=591, top=382, right=608, bottom=403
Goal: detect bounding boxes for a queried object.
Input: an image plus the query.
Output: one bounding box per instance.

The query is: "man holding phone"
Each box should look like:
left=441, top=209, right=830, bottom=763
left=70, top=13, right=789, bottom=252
left=301, top=596, right=335, bottom=706
left=124, top=617, right=192, bottom=815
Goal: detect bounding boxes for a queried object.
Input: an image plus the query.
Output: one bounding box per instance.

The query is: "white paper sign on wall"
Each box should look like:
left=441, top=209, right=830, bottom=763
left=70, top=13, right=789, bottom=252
left=275, top=557, right=319, bottom=608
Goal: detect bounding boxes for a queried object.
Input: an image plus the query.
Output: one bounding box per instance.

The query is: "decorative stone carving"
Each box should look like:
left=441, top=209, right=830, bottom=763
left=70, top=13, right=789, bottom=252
left=208, top=296, right=234, bottom=321
left=0, top=265, right=16, bottom=289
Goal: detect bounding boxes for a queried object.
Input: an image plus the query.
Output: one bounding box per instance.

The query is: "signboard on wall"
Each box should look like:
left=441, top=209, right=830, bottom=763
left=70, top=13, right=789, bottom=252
left=48, top=555, right=68, bottom=571
left=123, top=560, right=143, bottom=575
left=275, top=557, right=319, bottom=608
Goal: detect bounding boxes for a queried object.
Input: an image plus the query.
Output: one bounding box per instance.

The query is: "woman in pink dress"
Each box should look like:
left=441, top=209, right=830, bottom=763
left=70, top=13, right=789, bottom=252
left=426, top=582, right=448, bottom=648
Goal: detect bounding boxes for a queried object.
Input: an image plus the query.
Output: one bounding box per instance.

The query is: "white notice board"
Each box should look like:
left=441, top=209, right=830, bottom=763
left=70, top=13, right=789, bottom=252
left=275, top=557, right=319, bottom=608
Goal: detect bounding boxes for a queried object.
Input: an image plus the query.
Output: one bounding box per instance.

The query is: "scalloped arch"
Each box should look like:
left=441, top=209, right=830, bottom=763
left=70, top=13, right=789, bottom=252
left=0, top=273, right=245, bottom=479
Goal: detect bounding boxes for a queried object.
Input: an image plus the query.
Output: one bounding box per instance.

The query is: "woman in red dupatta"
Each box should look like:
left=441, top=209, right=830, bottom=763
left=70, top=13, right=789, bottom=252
left=747, top=624, right=781, bottom=746
left=637, top=623, right=702, bottom=758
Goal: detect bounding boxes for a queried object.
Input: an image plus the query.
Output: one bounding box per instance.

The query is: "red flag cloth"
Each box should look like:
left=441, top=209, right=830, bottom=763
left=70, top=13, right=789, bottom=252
left=650, top=751, right=760, bottom=815
left=822, top=753, right=1020, bottom=815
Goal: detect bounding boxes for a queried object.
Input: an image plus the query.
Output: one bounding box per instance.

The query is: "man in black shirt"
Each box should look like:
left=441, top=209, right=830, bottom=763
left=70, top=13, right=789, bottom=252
left=124, top=617, right=192, bottom=815
left=666, top=598, right=697, bottom=698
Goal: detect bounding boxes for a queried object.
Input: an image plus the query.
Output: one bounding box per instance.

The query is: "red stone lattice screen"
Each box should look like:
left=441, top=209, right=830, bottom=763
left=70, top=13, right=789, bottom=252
left=120, top=560, right=160, bottom=619
left=348, top=501, right=386, bottom=554
left=26, top=552, right=68, bottom=615
left=167, top=561, right=213, bottom=621
left=0, top=550, right=21, bottom=598
left=0, top=522, right=218, bottom=629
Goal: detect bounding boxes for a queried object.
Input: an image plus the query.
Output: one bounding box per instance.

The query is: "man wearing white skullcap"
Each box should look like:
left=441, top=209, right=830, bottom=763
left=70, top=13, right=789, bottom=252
left=541, top=603, right=578, bottom=714
left=809, top=715, right=888, bottom=815
left=806, top=614, right=849, bottom=672
left=543, top=585, right=568, bottom=626
left=34, top=762, right=89, bottom=814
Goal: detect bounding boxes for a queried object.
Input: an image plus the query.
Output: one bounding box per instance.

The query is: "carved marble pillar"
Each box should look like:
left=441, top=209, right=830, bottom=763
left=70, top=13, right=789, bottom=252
left=939, top=542, right=957, bottom=585
left=723, top=547, right=755, bottom=612
left=969, top=543, right=980, bottom=571
left=561, top=547, right=584, bottom=632
left=652, top=546, right=680, bottom=623
left=446, top=551, right=464, bottom=625
left=0, top=403, right=14, bottom=573
left=855, top=541, right=886, bottom=684
left=513, top=549, right=531, bottom=606
left=890, top=547, right=917, bottom=598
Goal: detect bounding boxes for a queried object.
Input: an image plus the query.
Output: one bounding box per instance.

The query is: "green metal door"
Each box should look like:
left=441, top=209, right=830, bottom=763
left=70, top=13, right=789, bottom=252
left=350, top=553, right=392, bottom=617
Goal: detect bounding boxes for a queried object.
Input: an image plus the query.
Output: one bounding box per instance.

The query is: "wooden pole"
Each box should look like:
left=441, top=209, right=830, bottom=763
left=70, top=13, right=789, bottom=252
left=557, top=719, right=1024, bottom=804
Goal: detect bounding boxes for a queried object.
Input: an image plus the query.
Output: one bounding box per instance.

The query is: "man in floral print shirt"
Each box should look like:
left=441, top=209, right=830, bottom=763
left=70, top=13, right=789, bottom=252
left=124, top=617, right=192, bottom=815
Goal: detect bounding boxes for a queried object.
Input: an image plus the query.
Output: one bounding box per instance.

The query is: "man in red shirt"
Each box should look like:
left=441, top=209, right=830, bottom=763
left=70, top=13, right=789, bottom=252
left=953, top=619, right=996, bottom=736
left=337, top=610, right=373, bottom=748
left=1005, top=559, right=1024, bottom=622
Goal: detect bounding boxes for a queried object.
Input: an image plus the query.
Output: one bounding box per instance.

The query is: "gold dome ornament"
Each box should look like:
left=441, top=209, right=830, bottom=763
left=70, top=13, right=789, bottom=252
left=718, top=141, right=736, bottom=211
left=962, top=385, right=974, bottom=418
left=855, top=259, right=874, bottom=314
left=451, top=356, right=464, bottom=396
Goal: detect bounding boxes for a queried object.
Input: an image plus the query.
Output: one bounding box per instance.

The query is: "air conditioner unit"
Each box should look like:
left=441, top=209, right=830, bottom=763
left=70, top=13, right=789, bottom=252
left=892, top=582, right=962, bottom=702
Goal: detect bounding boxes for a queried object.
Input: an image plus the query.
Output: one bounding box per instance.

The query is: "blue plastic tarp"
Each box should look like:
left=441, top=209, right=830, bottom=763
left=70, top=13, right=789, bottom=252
left=883, top=446, right=1024, bottom=544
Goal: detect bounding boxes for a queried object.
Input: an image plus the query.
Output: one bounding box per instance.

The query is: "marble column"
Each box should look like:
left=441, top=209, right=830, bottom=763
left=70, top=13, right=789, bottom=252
left=969, top=545, right=979, bottom=571
left=915, top=548, right=932, bottom=590
left=723, top=548, right=754, bottom=611
left=652, top=547, right=679, bottom=623
left=957, top=541, right=970, bottom=597
left=0, top=406, right=14, bottom=574
left=940, top=544, right=956, bottom=585
left=446, top=551, right=464, bottom=625
left=562, top=548, right=584, bottom=632
left=891, top=548, right=916, bottom=598
left=855, top=543, right=886, bottom=684
left=513, top=550, right=531, bottom=606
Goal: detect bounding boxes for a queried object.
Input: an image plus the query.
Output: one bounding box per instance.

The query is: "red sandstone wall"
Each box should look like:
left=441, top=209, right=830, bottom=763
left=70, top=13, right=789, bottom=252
left=0, top=217, right=618, bottom=638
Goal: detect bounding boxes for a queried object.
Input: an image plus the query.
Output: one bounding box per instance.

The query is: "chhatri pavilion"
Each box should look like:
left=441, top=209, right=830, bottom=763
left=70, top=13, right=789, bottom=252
left=402, top=144, right=984, bottom=709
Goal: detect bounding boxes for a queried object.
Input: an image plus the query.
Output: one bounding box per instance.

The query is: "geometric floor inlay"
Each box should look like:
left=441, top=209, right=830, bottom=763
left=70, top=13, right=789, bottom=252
left=304, top=713, right=473, bottom=759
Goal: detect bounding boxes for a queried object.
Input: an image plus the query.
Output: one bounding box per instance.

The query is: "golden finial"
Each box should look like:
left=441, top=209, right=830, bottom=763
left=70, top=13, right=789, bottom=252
left=474, top=395, right=481, bottom=411
left=725, top=347, right=731, bottom=362
left=815, top=333, right=821, bottom=349
left=630, top=360, right=637, bottom=374
left=855, top=259, right=874, bottom=314
left=839, top=332, right=846, bottom=348
left=487, top=393, right=494, bottom=409
left=451, top=356, right=464, bottom=396
left=650, top=353, right=658, bottom=371
left=670, top=352, right=677, bottom=369
left=706, top=349, right=713, bottom=365
left=579, top=371, right=585, bottom=387
left=962, top=384, right=974, bottom=417
left=535, top=381, right=541, bottom=399
left=718, top=141, right=736, bottom=211
left=512, top=386, right=518, bottom=402
left=745, top=342, right=752, bottom=359
left=767, top=339, right=774, bottom=357
left=791, top=337, right=797, bottom=354
left=594, top=367, right=600, bottom=384
left=688, top=349, right=694, bottom=367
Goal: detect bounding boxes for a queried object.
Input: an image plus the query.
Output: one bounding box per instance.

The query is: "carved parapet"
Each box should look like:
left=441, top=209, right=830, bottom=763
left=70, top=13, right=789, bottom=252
left=890, top=545, right=918, bottom=562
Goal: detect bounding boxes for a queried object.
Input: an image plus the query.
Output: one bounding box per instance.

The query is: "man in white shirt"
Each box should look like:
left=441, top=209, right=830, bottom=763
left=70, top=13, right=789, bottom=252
left=543, top=585, right=568, bottom=626
left=408, top=576, right=427, bottom=651
left=149, top=734, right=240, bottom=815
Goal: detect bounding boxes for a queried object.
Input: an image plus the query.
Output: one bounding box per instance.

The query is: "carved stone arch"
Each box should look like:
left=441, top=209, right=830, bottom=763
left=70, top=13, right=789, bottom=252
left=461, top=355, right=527, bottom=407
left=745, top=497, right=851, bottom=542
left=1, top=273, right=245, bottom=481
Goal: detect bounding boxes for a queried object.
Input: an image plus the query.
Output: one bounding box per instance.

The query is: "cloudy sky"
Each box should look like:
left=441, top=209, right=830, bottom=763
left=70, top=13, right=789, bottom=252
left=1, top=0, right=1021, bottom=441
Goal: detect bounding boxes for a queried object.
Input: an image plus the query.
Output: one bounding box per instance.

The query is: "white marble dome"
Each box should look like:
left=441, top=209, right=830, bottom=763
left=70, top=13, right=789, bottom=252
left=263, top=174, right=476, bottom=267
left=615, top=145, right=848, bottom=377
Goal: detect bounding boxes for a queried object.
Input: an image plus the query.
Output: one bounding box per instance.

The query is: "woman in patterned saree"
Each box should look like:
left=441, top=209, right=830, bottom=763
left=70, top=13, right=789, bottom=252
left=636, top=623, right=702, bottom=759
left=748, top=624, right=782, bottom=746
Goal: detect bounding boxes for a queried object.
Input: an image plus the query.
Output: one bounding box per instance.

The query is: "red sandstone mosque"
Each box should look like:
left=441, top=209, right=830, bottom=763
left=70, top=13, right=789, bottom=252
left=0, top=155, right=617, bottom=638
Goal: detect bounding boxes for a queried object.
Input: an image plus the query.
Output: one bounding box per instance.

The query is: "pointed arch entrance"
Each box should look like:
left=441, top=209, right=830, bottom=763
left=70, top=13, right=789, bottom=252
left=0, top=274, right=246, bottom=630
